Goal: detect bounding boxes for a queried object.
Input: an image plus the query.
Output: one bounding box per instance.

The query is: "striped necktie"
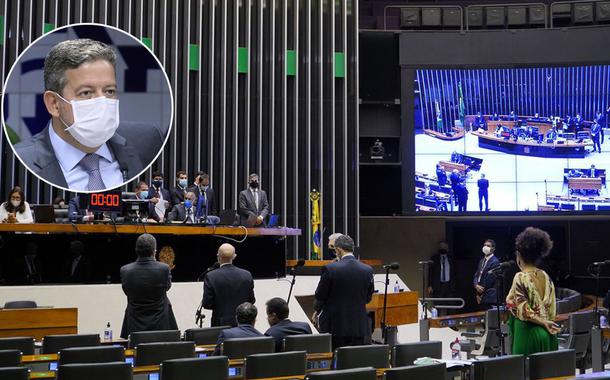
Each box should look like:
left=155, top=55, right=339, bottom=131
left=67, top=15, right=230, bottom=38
left=79, top=153, right=106, bottom=191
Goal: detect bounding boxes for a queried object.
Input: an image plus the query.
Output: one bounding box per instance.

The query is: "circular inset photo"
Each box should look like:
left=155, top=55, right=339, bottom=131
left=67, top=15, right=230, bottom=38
left=2, top=23, right=173, bottom=192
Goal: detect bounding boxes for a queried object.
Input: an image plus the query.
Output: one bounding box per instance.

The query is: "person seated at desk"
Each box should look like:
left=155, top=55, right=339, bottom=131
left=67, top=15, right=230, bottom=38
left=567, top=169, right=584, bottom=178
left=264, top=297, right=312, bottom=352
left=53, top=197, right=67, bottom=208
left=167, top=191, right=197, bottom=223
left=507, top=111, right=518, bottom=121
left=574, top=113, right=583, bottom=131
left=132, top=182, right=158, bottom=222
left=545, top=128, right=557, bottom=143
left=473, top=112, right=486, bottom=130
left=0, top=187, right=33, bottom=223
left=489, top=112, right=500, bottom=121
left=214, top=302, right=263, bottom=355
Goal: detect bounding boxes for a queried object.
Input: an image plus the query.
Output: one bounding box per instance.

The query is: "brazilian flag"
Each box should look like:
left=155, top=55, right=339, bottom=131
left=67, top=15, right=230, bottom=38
left=310, top=190, right=321, bottom=260
left=458, top=81, right=466, bottom=128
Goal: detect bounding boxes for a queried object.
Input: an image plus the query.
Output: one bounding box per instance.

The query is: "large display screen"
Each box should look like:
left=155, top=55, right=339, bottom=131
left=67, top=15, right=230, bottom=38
left=414, top=65, right=610, bottom=212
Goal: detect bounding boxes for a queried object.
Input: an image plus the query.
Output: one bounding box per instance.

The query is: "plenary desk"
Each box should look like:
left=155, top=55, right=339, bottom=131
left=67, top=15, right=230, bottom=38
left=568, top=177, right=602, bottom=191
left=0, top=308, right=77, bottom=340
left=472, top=131, right=592, bottom=158
left=0, top=224, right=301, bottom=282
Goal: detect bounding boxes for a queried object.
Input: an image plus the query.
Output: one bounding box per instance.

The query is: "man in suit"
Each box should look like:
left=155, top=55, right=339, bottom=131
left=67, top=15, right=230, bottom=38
left=61, top=240, right=93, bottom=283
left=203, top=243, right=256, bottom=327
left=313, top=234, right=374, bottom=350
left=213, top=302, right=262, bottom=355
left=167, top=191, right=198, bottom=223
left=324, top=232, right=343, bottom=261
left=170, top=170, right=188, bottom=206
left=592, top=122, right=603, bottom=153
left=148, top=171, right=171, bottom=222
left=427, top=241, right=456, bottom=316
left=13, top=38, right=164, bottom=191
left=187, top=172, right=220, bottom=224
left=238, top=173, right=270, bottom=226
left=477, top=173, right=489, bottom=212
left=473, top=239, right=501, bottom=310
left=456, top=182, right=468, bottom=212
left=264, top=297, right=312, bottom=351
left=473, top=112, right=486, bottom=131
left=449, top=169, right=462, bottom=206
left=435, top=164, right=447, bottom=186
left=120, top=234, right=178, bottom=338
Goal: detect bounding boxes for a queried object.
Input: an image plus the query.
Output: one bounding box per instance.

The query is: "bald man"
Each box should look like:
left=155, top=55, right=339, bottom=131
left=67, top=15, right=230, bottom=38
left=202, top=243, right=256, bottom=327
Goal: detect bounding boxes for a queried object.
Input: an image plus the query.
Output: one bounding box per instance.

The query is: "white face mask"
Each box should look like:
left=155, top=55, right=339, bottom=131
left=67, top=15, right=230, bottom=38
left=10, top=200, right=20, bottom=208
left=55, top=93, right=120, bottom=148
left=482, top=246, right=492, bottom=256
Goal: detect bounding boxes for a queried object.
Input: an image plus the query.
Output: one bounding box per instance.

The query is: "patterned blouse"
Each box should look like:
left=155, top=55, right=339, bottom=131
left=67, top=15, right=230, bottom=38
left=506, top=269, right=556, bottom=325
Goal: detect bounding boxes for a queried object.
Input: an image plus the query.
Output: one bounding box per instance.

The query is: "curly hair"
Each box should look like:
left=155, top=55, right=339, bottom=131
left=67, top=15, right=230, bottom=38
left=515, top=227, right=553, bottom=265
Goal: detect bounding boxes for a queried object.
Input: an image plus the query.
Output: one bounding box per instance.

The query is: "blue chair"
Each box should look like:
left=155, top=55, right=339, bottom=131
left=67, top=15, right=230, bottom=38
left=546, top=202, right=559, bottom=209
left=598, top=205, right=610, bottom=211
left=560, top=203, right=575, bottom=211
left=581, top=204, right=596, bottom=211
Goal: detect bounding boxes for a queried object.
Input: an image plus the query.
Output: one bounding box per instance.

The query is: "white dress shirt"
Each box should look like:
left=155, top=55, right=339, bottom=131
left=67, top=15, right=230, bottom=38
left=48, top=124, right=123, bottom=190
left=249, top=188, right=260, bottom=211
left=0, top=202, right=34, bottom=223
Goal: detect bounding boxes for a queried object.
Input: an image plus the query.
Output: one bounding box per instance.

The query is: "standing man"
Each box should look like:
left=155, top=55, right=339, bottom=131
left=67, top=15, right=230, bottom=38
left=313, top=235, right=374, bottom=350
left=591, top=122, right=603, bottom=154
left=456, top=182, right=468, bottom=212
left=477, top=173, right=489, bottom=212
left=203, top=243, right=256, bottom=327
left=450, top=169, right=462, bottom=206
left=264, top=298, right=312, bottom=351
left=324, top=232, right=343, bottom=260
left=148, top=171, right=171, bottom=222
left=120, top=234, right=177, bottom=338
left=170, top=170, right=188, bottom=206
left=188, top=171, right=219, bottom=224
left=473, top=239, right=501, bottom=310
left=427, top=241, right=456, bottom=316
left=436, top=164, right=447, bottom=186
left=238, top=173, right=270, bottom=226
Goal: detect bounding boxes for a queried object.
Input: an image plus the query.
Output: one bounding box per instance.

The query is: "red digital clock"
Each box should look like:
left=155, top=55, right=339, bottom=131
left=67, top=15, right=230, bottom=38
left=87, top=190, right=123, bottom=212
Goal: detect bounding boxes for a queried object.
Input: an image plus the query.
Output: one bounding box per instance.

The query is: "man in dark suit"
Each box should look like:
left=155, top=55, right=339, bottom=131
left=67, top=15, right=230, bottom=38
left=61, top=240, right=93, bottom=283
left=13, top=39, right=164, bottom=191
left=591, top=122, right=603, bottom=153
left=449, top=169, right=462, bottom=206
left=264, top=297, right=312, bottom=351
left=477, top=173, right=489, bottom=212
left=167, top=191, right=197, bottom=223
left=313, top=234, right=374, bottom=350
left=456, top=182, right=468, bottom=212
left=238, top=173, right=270, bottom=226
left=120, top=234, right=178, bottom=338
left=170, top=170, right=188, bottom=206
left=203, top=243, right=256, bottom=327
left=427, top=241, right=456, bottom=316
left=473, top=239, right=501, bottom=310
left=148, top=171, right=171, bottom=222
left=473, top=112, right=486, bottom=131
left=435, top=164, right=447, bottom=186
left=213, top=302, right=263, bottom=355
left=187, top=172, right=220, bottom=224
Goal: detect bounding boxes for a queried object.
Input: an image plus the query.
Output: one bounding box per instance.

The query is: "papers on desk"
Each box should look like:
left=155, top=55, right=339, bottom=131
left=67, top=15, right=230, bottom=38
left=413, top=357, right=473, bottom=369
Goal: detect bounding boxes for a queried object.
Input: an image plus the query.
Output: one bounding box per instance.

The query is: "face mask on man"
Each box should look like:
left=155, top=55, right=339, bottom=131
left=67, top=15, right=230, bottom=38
left=178, top=179, right=188, bottom=188
left=10, top=200, right=20, bottom=208
left=249, top=181, right=259, bottom=189
left=482, top=246, right=492, bottom=256
left=55, top=93, right=120, bottom=148
left=139, top=190, right=149, bottom=199
left=152, top=180, right=163, bottom=188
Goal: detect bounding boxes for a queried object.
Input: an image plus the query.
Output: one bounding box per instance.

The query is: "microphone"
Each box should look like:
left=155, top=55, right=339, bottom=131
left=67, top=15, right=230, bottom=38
left=418, top=260, right=434, bottom=265
left=383, top=262, right=400, bottom=270
left=489, top=260, right=515, bottom=274
left=294, top=259, right=306, bottom=268
left=591, top=260, right=610, bottom=267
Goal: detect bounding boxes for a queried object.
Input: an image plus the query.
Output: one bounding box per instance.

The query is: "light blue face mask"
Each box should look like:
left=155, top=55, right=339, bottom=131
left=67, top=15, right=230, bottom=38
left=140, top=190, right=149, bottom=199
left=179, top=179, right=188, bottom=188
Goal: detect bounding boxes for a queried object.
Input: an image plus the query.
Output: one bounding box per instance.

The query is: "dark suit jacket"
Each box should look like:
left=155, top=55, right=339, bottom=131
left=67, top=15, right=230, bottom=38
left=14, top=122, right=163, bottom=189
left=68, top=197, right=86, bottom=222
left=477, top=179, right=489, bottom=194
left=238, top=188, right=270, bottom=225
left=428, top=252, right=456, bottom=293
left=203, top=264, right=256, bottom=327
left=213, top=324, right=263, bottom=355
left=264, top=319, right=312, bottom=352
left=187, top=185, right=217, bottom=216
left=436, top=169, right=447, bottom=186
left=147, top=186, right=171, bottom=221
left=119, top=257, right=178, bottom=339
left=61, top=255, right=93, bottom=283
left=314, top=256, right=374, bottom=337
left=170, top=186, right=187, bottom=206
left=473, top=255, right=501, bottom=305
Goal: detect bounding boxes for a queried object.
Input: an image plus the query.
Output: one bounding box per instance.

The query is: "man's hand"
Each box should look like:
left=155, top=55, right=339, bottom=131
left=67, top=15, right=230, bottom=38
left=255, top=216, right=263, bottom=225
left=147, top=218, right=158, bottom=223
left=475, top=285, right=485, bottom=294
left=311, top=311, right=319, bottom=327
left=150, top=197, right=159, bottom=204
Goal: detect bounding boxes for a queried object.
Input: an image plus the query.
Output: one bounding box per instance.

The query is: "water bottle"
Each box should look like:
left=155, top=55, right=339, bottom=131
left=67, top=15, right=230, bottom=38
left=393, top=280, right=400, bottom=293
left=104, top=322, right=113, bottom=341
left=450, top=337, right=461, bottom=360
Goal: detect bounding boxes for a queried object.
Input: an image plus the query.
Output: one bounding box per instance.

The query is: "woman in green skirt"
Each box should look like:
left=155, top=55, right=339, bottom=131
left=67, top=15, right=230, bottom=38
left=506, top=227, right=561, bottom=355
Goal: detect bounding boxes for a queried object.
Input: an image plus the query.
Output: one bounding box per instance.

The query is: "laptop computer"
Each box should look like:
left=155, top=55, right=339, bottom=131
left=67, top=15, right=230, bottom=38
left=32, top=205, right=55, bottom=223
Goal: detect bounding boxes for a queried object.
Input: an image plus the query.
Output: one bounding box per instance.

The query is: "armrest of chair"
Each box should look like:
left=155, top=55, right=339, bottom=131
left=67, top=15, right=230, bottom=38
left=461, top=331, right=484, bottom=338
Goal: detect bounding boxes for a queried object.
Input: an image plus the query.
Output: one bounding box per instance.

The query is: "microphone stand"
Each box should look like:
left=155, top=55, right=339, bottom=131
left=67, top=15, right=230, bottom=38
left=195, top=264, right=219, bottom=327
left=287, top=266, right=298, bottom=302
left=493, top=268, right=507, bottom=356
left=381, top=265, right=391, bottom=343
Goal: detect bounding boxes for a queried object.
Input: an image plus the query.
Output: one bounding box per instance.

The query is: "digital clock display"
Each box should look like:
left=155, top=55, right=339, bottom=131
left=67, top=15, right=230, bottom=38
left=87, top=190, right=122, bottom=212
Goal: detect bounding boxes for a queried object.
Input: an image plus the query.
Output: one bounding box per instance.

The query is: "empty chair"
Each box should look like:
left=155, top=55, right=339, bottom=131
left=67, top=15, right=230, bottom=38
left=59, top=346, right=125, bottom=365
left=0, top=350, right=21, bottom=367
left=306, top=367, right=377, bottom=380
left=3, top=301, right=37, bottom=309
left=134, top=341, right=196, bottom=366
left=42, top=334, right=100, bottom=354
left=283, top=333, right=332, bottom=354
left=471, top=354, right=525, bottom=380
left=0, top=367, right=29, bottom=380
left=333, top=345, right=390, bottom=370
left=559, top=310, right=595, bottom=373
left=528, top=349, right=575, bottom=380
left=221, top=336, right=275, bottom=359
left=245, top=351, right=307, bottom=379
left=56, top=362, right=132, bottom=380
left=128, top=330, right=181, bottom=349
left=0, top=337, right=34, bottom=355
left=391, top=341, right=442, bottom=367
left=384, top=363, right=446, bottom=380
left=160, top=356, right=229, bottom=380
left=184, top=326, right=230, bottom=345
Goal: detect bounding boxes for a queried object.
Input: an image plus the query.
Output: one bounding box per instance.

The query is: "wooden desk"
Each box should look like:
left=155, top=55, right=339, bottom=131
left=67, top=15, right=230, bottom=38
left=286, top=260, right=383, bottom=268
left=367, top=292, right=419, bottom=328
left=568, top=177, right=602, bottom=191
left=0, top=308, right=77, bottom=340
left=438, top=161, right=468, bottom=174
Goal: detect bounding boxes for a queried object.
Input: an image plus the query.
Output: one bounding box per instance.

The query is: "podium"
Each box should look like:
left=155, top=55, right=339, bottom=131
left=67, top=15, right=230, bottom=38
left=0, top=308, right=78, bottom=340
left=366, top=292, right=419, bottom=328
